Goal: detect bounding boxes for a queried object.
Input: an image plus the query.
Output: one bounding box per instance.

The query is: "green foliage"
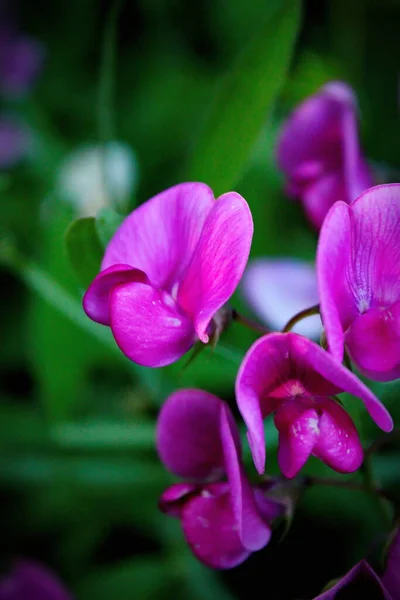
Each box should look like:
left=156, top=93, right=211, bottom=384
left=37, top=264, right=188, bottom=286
left=65, top=217, right=103, bottom=287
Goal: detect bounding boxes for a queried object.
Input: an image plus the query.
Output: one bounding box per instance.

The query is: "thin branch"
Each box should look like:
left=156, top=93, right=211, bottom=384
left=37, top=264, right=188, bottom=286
left=282, top=304, right=320, bottom=333
left=232, top=309, right=270, bottom=335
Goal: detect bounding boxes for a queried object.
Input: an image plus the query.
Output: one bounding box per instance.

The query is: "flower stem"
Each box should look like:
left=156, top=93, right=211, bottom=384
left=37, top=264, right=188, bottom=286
left=361, top=456, right=393, bottom=529
left=365, top=429, right=400, bottom=458
left=232, top=310, right=270, bottom=335
left=306, top=475, right=391, bottom=503
left=282, top=304, right=320, bottom=333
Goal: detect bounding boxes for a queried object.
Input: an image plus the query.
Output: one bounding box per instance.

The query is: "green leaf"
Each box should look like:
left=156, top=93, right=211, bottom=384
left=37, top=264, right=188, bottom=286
left=187, top=0, right=301, bottom=195
left=96, top=206, right=124, bottom=247
left=65, top=217, right=103, bottom=287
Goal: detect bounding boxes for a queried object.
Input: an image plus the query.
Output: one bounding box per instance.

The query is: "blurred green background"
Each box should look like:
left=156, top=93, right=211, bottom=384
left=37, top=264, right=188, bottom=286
left=0, top=0, right=399, bottom=598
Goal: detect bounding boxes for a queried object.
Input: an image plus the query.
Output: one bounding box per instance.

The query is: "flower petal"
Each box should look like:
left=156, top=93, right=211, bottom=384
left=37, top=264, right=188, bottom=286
left=289, top=333, right=393, bottom=432
left=302, top=172, right=345, bottom=230
left=110, top=282, right=195, bottom=367
left=83, top=264, right=148, bottom=325
left=220, top=405, right=271, bottom=552
left=312, top=398, right=363, bottom=473
left=317, top=200, right=358, bottom=361
left=275, top=406, right=320, bottom=478
left=0, top=560, right=72, bottom=600
left=178, top=192, right=253, bottom=343
left=102, top=182, right=215, bottom=290
left=180, top=483, right=251, bottom=569
left=383, top=529, right=400, bottom=600
left=156, top=389, right=226, bottom=481
left=346, top=303, right=400, bottom=381
left=241, top=258, right=321, bottom=338
left=314, top=560, right=392, bottom=600
left=158, top=483, right=199, bottom=517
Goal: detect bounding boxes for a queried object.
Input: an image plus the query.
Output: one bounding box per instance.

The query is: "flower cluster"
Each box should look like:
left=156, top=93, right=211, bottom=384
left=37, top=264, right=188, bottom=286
left=83, top=82, right=399, bottom=570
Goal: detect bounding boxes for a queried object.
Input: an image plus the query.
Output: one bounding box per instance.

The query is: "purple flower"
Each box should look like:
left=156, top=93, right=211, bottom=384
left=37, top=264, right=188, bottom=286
left=241, top=258, right=321, bottom=338
left=0, top=115, right=29, bottom=168
left=314, top=528, right=400, bottom=599
left=276, top=81, right=373, bottom=229
left=317, top=183, right=400, bottom=382
left=0, top=560, right=72, bottom=600
left=156, top=389, right=283, bottom=569
left=0, top=24, right=44, bottom=98
left=236, top=332, right=393, bottom=477
left=83, top=182, right=253, bottom=367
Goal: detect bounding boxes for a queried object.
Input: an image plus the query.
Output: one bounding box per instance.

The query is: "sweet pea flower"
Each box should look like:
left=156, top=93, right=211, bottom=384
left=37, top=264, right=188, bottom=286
left=0, top=115, right=30, bottom=169
left=236, top=332, right=393, bottom=478
left=83, top=182, right=253, bottom=367
left=0, top=560, right=72, bottom=600
left=314, top=528, right=400, bottom=599
left=156, top=389, right=283, bottom=569
left=317, top=183, right=400, bottom=382
left=0, top=24, right=44, bottom=98
left=276, top=81, right=373, bottom=229
left=241, top=258, right=321, bottom=338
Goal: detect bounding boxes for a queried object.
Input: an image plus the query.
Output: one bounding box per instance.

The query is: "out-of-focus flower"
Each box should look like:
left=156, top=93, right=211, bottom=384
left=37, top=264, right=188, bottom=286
left=276, top=81, right=373, bottom=229
left=318, top=183, right=400, bottom=382
left=241, top=258, right=321, bottom=338
left=0, top=560, right=72, bottom=600
left=0, top=24, right=44, bottom=98
left=83, top=182, right=253, bottom=367
left=156, top=389, right=283, bottom=569
left=58, top=141, right=138, bottom=217
left=236, top=332, right=393, bottom=477
left=314, top=528, right=400, bottom=599
left=0, top=115, right=29, bottom=169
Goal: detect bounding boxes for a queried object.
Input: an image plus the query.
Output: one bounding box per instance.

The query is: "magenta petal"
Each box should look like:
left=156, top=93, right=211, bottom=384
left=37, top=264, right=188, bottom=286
left=346, top=303, right=400, bottom=381
left=178, top=192, right=253, bottom=343
left=220, top=405, right=271, bottom=552
left=0, top=560, right=72, bottom=600
left=110, top=282, right=195, bottom=367
left=314, top=560, right=392, bottom=600
left=83, top=264, right=148, bottom=325
left=156, top=389, right=226, bottom=480
left=317, top=200, right=356, bottom=362
left=383, top=529, right=400, bottom=600
left=275, top=406, right=320, bottom=478
left=312, top=398, right=363, bottom=473
left=241, top=259, right=321, bottom=338
left=180, top=484, right=251, bottom=569
left=302, top=172, right=345, bottom=230
left=289, top=334, right=393, bottom=432
left=159, top=483, right=199, bottom=517
left=102, top=182, right=215, bottom=290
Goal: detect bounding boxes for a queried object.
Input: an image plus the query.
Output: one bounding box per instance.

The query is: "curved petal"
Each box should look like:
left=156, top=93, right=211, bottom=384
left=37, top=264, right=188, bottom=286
left=83, top=264, right=148, bottom=325
left=241, top=258, right=321, bottom=338
left=220, top=405, right=271, bottom=552
left=312, top=398, right=363, bottom=473
left=289, top=333, right=393, bottom=432
left=346, top=184, right=400, bottom=309
left=158, top=483, right=199, bottom=517
left=102, top=182, right=215, bottom=290
left=236, top=333, right=292, bottom=474
left=0, top=560, right=72, bottom=600
left=180, top=483, right=251, bottom=569
left=314, top=560, right=392, bottom=600
left=156, top=389, right=226, bottom=481
left=110, top=282, right=195, bottom=367
left=302, top=172, right=345, bottom=230
left=346, top=303, right=400, bottom=381
left=275, top=405, right=320, bottom=478
left=317, top=200, right=358, bottom=361
left=382, top=529, right=400, bottom=600
left=178, top=192, right=253, bottom=343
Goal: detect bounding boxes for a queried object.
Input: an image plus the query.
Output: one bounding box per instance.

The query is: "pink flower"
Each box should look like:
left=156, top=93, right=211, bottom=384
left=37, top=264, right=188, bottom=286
left=317, top=183, right=400, bottom=382
left=241, top=258, right=321, bottom=338
left=276, top=81, right=373, bottom=229
left=0, top=25, right=44, bottom=98
left=156, top=389, right=283, bottom=569
left=236, top=332, right=393, bottom=478
left=83, top=183, right=253, bottom=367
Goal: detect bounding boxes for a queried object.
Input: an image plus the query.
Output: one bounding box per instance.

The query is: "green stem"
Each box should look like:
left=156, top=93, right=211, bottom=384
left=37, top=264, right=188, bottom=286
left=232, top=309, right=270, bottom=335
left=307, top=475, right=391, bottom=503
left=361, top=455, right=393, bottom=529
left=282, top=304, right=320, bottom=333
